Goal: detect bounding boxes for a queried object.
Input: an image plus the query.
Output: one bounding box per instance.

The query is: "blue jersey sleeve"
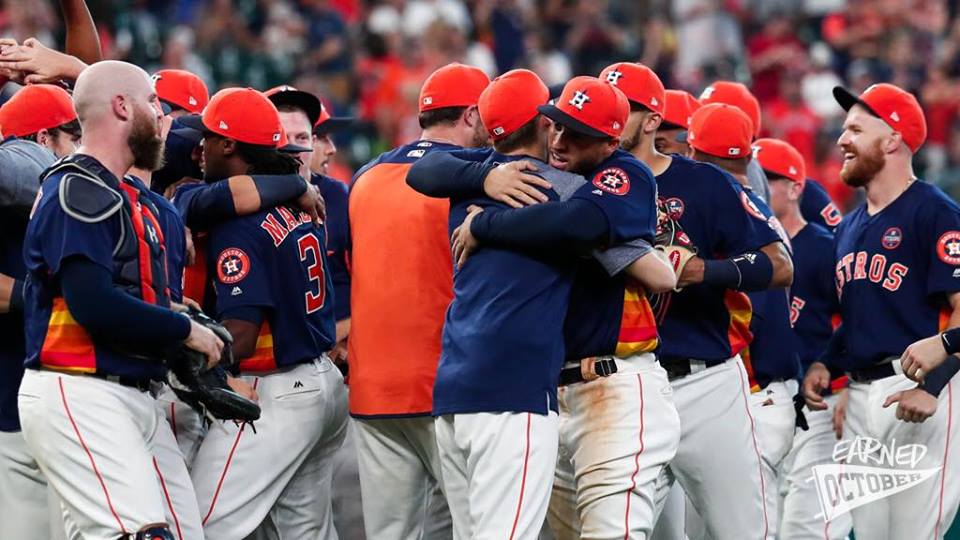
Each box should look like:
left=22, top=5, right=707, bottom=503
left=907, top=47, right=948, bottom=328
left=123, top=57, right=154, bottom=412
left=30, top=192, right=117, bottom=275
left=208, top=222, right=274, bottom=319
left=571, top=159, right=657, bottom=246
left=406, top=147, right=495, bottom=199
left=713, top=179, right=781, bottom=256
left=921, top=199, right=960, bottom=296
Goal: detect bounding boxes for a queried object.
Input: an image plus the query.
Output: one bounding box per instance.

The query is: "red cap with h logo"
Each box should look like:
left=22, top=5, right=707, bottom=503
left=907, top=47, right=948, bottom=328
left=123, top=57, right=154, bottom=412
left=537, top=76, right=630, bottom=139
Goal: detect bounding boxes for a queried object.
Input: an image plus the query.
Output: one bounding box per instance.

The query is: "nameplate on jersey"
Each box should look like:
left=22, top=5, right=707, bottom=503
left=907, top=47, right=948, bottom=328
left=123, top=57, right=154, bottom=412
left=260, top=207, right=314, bottom=247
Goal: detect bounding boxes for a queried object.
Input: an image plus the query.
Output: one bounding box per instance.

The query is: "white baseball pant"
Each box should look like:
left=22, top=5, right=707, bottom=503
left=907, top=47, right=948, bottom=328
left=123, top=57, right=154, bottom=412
left=751, top=380, right=798, bottom=539
left=355, top=415, right=452, bottom=540
left=547, top=353, right=681, bottom=540
left=436, top=411, right=559, bottom=540
left=841, top=374, right=960, bottom=540
left=779, top=393, right=852, bottom=540
left=157, top=385, right=206, bottom=470
left=653, top=356, right=770, bottom=540
left=0, top=429, right=69, bottom=540
left=18, top=369, right=203, bottom=540
left=191, top=357, right=348, bottom=539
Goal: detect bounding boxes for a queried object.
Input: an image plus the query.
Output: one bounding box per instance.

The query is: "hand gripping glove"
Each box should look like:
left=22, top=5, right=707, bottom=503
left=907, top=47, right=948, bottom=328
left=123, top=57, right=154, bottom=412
left=167, top=307, right=261, bottom=424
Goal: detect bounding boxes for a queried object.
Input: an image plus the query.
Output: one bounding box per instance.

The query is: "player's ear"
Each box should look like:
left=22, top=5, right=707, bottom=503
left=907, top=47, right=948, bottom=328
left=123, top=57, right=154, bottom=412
left=884, top=131, right=903, bottom=154
left=222, top=138, right=237, bottom=156
left=112, top=94, right=131, bottom=122
left=645, top=112, right=662, bottom=134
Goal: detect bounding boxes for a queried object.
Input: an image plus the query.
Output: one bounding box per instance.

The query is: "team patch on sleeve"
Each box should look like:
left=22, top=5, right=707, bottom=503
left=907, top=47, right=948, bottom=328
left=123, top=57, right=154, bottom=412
left=592, top=167, right=631, bottom=195
left=217, top=248, right=251, bottom=284
left=937, top=231, right=960, bottom=265
left=740, top=191, right=767, bottom=221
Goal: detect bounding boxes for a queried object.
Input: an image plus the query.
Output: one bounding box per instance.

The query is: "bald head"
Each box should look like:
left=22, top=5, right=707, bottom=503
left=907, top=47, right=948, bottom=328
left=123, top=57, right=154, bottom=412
left=73, top=61, right=156, bottom=126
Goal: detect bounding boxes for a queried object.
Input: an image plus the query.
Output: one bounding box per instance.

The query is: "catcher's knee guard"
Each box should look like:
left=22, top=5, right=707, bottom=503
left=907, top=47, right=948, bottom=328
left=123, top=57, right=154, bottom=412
left=129, top=526, right=176, bottom=540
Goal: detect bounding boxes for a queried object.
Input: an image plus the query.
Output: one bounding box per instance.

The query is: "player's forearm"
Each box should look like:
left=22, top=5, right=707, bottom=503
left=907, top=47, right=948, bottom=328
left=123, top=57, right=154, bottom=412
left=470, top=199, right=609, bottom=253
left=625, top=250, right=677, bottom=293
left=335, top=318, right=351, bottom=343
left=687, top=241, right=792, bottom=292
left=406, top=152, right=490, bottom=199
left=177, top=174, right=307, bottom=231
left=919, top=305, right=960, bottom=396
left=61, top=257, right=190, bottom=350
left=60, top=0, right=102, bottom=64
left=0, top=273, right=22, bottom=313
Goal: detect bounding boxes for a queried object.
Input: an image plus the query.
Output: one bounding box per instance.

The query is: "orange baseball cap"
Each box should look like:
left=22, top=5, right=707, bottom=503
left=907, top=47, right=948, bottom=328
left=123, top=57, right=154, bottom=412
left=538, top=76, right=629, bottom=139
left=0, top=84, right=77, bottom=137
left=753, top=138, right=806, bottom=189
left=152, top=69, right=209, bottom=114
left=179, top=87, right=307, bottom=150
left=599, top=62, right=665, bottom=116
left=478, top=69, right=549, bottom=141
left=419, top=63, right=490, bottom=113
left=699, top=81, right=761, bottom=138
left=833, top=83, right=927, bottom=153
left=264, top=85, right=322, bottom=126
left=687, top=103, right=753, bottom=158
left=662, top=90, right=701, bottom=130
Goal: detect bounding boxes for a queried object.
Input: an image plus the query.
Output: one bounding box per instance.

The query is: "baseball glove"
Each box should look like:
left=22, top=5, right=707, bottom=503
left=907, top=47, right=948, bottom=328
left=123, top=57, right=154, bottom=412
left=655, top=199, right=697, bottom=292
left=167, top=308, right=261, bottom=424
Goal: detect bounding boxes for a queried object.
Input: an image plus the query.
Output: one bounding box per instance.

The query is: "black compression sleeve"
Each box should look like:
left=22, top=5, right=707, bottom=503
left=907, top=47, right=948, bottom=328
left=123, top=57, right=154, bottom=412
left=919, top=357, right=960, bottom=397
left=469, top=199, right=610, bottom=253
left=60, top=257, right=191, bottom=351
left=406, top=152, right=492, bottom=198
left=9, top=278, right=24, bottom=312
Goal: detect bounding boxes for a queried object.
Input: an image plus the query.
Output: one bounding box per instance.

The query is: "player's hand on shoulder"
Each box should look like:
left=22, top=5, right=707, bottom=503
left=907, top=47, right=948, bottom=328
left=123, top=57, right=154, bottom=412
left=484, top=160, right=551, bottom=209
left=900, top=334, right=949, bottom=382
left=297, top=182, right=325, bottom=225
left=186, top=319, right=224, bottom=370
left=883, top=387, right=938, bottom=423
left=832, top=388, right=848, bottom=439
left=451, top=205, right=484, bottom=269
left=802, top=361, right=831, bottom=410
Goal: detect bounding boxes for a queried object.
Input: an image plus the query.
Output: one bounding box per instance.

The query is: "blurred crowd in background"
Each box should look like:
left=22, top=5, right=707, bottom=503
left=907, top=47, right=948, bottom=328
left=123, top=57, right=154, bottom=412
left=3, top=0, right=960, bottom=210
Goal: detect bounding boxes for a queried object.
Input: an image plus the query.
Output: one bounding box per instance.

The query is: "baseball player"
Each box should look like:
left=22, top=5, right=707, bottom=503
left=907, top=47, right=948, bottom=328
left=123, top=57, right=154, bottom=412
left=408, top=73, right=682, bottom=539
left=699, top=81, right=771, bottom=204
left=653, top=89, right=700, bottom=157
left=151, top=68, right=210, bottom=195
left=753, top=138, right=853, bottom=539
left=18, top=60, right=220, bottom=540
left=684, top=106, right=802, bottom=539
left=646, top=101, right=794, bottom=540
left=348, top=62, right=490, bottom=540
left=179, top=87, right=348, bottom=539
left=802, top=83, right=960, bottom=539
left=0, top=84, right=81, bottom=158
left=0, top=129, right=58, bottom=540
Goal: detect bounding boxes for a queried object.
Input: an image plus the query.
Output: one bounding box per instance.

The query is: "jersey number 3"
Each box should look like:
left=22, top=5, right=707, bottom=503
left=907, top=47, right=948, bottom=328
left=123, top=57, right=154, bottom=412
left=298, top=233, right=326, bottom=313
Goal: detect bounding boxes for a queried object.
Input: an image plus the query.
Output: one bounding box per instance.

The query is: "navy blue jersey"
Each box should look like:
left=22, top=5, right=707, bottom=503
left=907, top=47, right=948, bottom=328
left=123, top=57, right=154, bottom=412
left=23, top=162, right=173, bottom=381
left=834, top=180, right=960, bottom=370
left=740, top=189, right=800, bottom=389
left=563, top=149, right=660, bottom=360
left=801, top=178, right=842, bottom=232
left=208, top=205, right=336, bottom=371
left=654, top=155, right=783, bottom=361
left=312, top=173, right=351, bottom=321
left=790, top=223, right=839, bottom=372
left=435, top=153, right=585, bottom=416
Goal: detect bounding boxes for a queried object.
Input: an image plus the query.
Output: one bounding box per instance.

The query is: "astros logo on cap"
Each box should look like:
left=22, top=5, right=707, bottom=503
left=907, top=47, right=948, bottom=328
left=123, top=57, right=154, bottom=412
left=569, top=91, right=591, bottom=110
left=605, top=71, right=624, bottom=85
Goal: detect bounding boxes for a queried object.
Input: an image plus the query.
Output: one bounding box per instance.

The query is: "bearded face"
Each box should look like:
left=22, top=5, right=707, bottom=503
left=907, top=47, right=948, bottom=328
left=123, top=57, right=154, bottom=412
left=840, top=137, right=885, bottom=188
left=128, top=105, right=165, bottom=171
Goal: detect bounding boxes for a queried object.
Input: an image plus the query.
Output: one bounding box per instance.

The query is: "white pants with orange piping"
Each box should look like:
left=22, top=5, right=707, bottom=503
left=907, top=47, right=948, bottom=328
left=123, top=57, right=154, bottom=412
left=547, top=352, right=681, bottom=540
left=436, top=410, right=559, bottom=540
left=17, top=369, right=202, bottom=540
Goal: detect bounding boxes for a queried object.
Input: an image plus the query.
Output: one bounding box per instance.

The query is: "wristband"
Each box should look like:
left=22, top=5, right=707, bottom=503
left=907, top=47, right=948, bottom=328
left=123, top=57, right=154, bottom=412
left=703, top=250, right=774, bottom=291
left=253, top=174, right=307, bottom=208
left=918, top=356, right=960, bottom=397
left=9, top=279, right=24, bottom=312
left=942, top=328, right=960, bottom=355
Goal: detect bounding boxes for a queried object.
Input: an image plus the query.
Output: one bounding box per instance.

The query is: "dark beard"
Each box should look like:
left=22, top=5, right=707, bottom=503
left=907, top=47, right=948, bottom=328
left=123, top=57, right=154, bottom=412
left=620, top=123, right=642, bottom=153
left=840, top=140, right=885, bottom=188
left=128, top=108, right=165, bottom=171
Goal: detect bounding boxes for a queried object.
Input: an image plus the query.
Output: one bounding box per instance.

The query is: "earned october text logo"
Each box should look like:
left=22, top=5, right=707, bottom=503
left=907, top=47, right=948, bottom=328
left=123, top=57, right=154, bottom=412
left=809, top=436, right=940, bottom=522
